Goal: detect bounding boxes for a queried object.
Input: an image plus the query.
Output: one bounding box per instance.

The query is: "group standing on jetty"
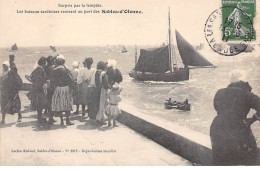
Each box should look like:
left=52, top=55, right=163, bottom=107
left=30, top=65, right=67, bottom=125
left=1, top=54, right=123, bottom=128
left=1, top=52, right=260, bottom=166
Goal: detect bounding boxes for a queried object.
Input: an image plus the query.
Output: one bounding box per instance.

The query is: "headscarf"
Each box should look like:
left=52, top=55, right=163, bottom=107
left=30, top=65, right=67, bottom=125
left=56, top=54, right=66, bottom=65
left=72, top=61, right=79, bottom=68
left=229, top=70, right=247, bottom=83
left=107, top=59, right=117, bottom=68
left=3, top=61, right=10, bottom=67
left=57, top=54, right=65, bottom=60
left=2, top=61, right=10, bottom=76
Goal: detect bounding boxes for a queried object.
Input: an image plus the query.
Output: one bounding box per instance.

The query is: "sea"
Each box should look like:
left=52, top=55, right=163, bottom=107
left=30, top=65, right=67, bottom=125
left=1, top=45, right=260, bottom=145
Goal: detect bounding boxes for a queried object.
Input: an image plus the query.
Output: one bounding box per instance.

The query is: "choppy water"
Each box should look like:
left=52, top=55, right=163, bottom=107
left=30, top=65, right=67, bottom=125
left=1, top=45, right=259, bottom=145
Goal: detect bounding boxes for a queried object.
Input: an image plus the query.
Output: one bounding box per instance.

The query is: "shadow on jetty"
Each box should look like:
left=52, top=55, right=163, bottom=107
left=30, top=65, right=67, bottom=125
left=0, top=122, right=16, bottom=128
left=76, top=119, right=101, bottom=130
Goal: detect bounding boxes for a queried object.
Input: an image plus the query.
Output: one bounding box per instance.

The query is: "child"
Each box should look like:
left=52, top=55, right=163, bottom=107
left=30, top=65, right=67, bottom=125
left=107, top=83, right=122, bottom=127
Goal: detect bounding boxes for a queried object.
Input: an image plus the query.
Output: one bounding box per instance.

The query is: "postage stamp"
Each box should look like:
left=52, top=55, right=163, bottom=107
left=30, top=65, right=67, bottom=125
left=222, top=0, right=256, bottom=41
left=204, top=0, right=256, bottom=56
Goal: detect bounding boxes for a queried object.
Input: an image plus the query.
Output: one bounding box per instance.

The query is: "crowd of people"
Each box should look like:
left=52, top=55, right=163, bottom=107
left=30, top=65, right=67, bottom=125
left=1, top=54, right=260, bottom=165
left=1, top=54, right=123, bottom=128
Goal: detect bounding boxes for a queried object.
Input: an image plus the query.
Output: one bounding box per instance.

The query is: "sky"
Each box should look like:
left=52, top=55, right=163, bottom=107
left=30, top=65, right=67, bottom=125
left=0, top=0, right=259, bottom=47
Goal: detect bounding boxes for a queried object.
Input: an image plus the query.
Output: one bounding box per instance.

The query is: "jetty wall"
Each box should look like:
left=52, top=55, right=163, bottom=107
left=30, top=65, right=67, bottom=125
left=20, top=83, right=260, bottom=165
left=117, top=103, right=212, bottom=165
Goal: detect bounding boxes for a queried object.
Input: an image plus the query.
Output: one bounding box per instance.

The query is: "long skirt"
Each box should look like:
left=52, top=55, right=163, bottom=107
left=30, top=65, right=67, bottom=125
left=96, top=87, right=108, bottom=122
left=78, top=81, right=89, bottom=105
left=1, top=90, right=21, bottom=115
left=52, top=86, right=73, bottom=112
left=210, top=115, right=259, bottom=165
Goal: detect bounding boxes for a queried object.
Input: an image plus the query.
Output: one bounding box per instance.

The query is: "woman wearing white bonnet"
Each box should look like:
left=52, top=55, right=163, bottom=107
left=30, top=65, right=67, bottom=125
left=51, top=54, right=74, bottom=125
left=72, top=61, right=79, bottom=68
left=57, top=54, right=65, bottom=60
left=210, top=69, right=260, bottom=165
left=3, top=60, right=10, bottom=66
left=229, top=69, right=247, bottom=83
left=2, top=61, right=10, bottom=76
left=106, top=59, right=122, bottom=88
left=107, top=59, right=117, bottom=68
left=1, top=60, right=23, bottom=124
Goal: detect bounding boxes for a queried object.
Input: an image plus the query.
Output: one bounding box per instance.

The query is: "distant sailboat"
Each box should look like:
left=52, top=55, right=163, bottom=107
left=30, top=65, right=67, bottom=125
left=129, top=9, right=214, bottom=82
left=11, top=43, right=18, bottom=51
left=8, top=43, right=18, bottom=52
left=121, top=46, right=128, bottom=53
left=50, top=46, right=56, bottom=52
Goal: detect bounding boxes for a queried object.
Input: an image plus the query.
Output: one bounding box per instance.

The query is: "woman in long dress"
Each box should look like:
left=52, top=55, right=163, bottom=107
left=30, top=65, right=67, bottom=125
left=77, top=58, right=95, bottom=117
left=210, top=72, right=260, bottom=165
left=1, top=61, right=23, bottom=124
left=30, top=57, right=48, bottom=125
left=95, top=61, right=109, bottom=125
left=51, top=55, right=74, bottom=126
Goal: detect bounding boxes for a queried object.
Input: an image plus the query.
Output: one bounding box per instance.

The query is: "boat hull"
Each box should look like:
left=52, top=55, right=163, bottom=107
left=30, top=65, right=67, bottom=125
left=129, top=68, right=189, bottom=82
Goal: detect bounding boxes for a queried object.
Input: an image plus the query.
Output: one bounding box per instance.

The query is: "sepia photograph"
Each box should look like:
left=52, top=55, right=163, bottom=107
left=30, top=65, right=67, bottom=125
left=0, top=0, right=259, bottom=166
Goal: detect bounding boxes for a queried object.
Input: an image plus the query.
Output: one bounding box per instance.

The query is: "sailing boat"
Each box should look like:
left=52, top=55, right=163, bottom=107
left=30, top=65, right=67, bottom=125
left=50, top=46, right=56, bottom=52
left=121, top=46, right=128, bottom=53
left=129, top=9, right=214, bottom=82
left=11, top=43, right=18, bottom=51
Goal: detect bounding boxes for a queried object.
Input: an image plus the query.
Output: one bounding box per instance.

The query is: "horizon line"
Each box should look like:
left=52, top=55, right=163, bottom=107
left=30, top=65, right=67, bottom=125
left=0, top=43, right=206, bottom=49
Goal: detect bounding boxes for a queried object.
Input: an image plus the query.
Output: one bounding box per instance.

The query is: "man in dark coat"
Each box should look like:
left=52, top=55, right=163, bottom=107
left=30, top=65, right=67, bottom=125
left=30, top=57, right=47, bottom=126
left=210, top=80, right=260, bottom=165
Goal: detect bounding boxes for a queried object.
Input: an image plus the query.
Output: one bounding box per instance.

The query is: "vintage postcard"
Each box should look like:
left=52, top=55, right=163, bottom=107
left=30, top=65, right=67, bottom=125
left=0, top=0, right=259, bottom=166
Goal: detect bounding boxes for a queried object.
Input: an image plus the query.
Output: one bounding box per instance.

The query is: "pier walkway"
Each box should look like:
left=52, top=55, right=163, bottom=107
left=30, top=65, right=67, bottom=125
left=0, top=91, right=191, bottom=166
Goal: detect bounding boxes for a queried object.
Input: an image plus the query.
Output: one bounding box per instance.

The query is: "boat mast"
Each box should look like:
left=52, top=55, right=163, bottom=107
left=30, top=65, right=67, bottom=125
left=135, top=45, right=137, bottom=65
left=168, top=7, right=173, bottom=72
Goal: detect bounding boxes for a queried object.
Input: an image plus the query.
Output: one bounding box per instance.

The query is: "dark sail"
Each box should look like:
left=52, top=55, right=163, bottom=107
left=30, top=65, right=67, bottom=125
left=121, top=46, right=128, bottom=53
left=176, top=30, right=213, bottom=67
left=11, top=43, right=18, bottom=51
left=50, top=46, right=56, bottom=52
left=134, top=45, right=169, bottom=73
